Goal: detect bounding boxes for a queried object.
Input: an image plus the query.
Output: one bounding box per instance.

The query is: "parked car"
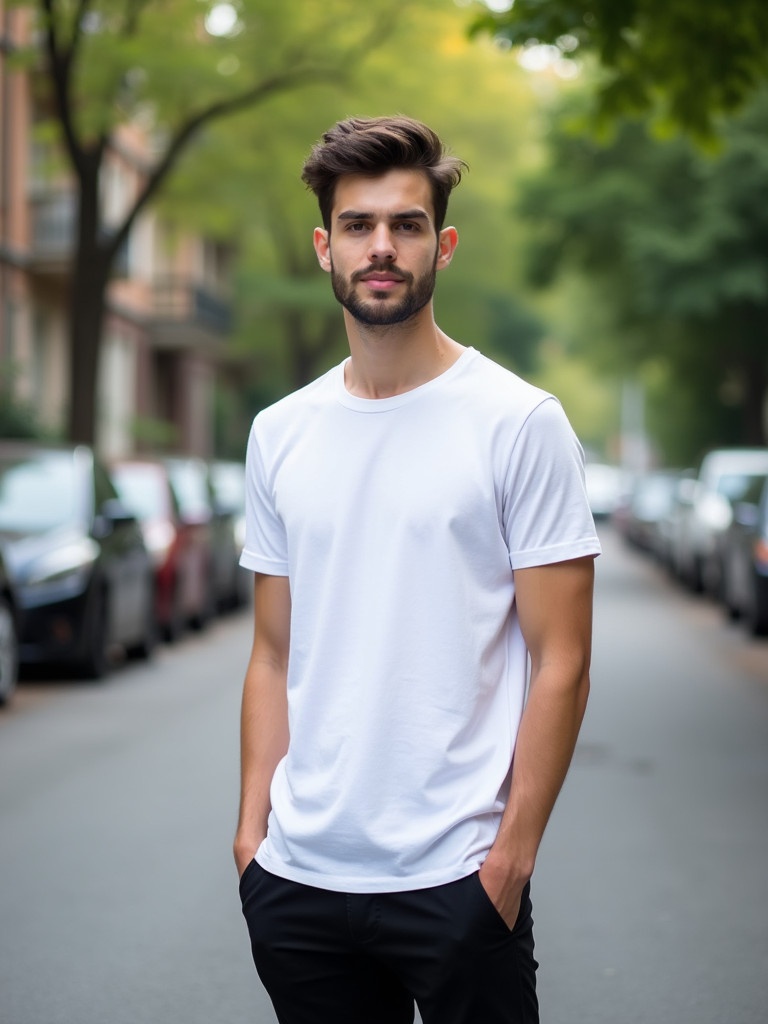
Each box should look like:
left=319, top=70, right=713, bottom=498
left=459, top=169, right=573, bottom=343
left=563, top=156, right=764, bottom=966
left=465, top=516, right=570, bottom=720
left=0, top=549, right=19, bottom=705
left=162, top=456, right=221, bottom=623
left=111, top=458, right=214, bottom=640
left=654, top=469, right=696, bottom=571
left=584, top=461, right=628, bottom=522
left=208, top=459, right=251, bottom=607
left=670, top=448, right=768, bottom=594
left=619, top=469, right=685, bottom=556
left=720, top=474, right=768, bottom=635
left=160, top=455, right=245, bottom=615
left=0, top=442, right=156, bottom=678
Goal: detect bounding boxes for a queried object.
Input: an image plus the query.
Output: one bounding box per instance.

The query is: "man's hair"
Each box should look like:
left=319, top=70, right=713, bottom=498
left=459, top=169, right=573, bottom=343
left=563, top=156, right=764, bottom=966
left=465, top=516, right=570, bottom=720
left=301, top=116, right=467, bottom=232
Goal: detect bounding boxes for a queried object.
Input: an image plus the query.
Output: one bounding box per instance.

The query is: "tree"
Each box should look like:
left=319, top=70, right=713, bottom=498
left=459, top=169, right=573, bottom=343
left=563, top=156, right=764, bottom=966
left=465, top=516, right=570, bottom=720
left=515, top=88, right=768, bottom=461
left=470, top=0, right=768, bottom=138
left=16, top=0, right=395, bottom=445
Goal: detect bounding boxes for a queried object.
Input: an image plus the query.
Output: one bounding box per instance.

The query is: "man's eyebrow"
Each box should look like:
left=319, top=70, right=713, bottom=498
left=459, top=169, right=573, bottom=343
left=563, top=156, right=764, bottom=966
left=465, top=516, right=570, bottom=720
left=336, top=209, right=430, bottom=222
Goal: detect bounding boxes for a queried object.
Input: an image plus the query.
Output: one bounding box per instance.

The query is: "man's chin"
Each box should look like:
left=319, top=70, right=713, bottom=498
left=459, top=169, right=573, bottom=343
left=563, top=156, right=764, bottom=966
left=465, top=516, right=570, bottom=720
left=355, top=313, right=416, bottom=328
left=345, top=291, right=435, bottom=327
left=344, top=301, right=411, bottom=327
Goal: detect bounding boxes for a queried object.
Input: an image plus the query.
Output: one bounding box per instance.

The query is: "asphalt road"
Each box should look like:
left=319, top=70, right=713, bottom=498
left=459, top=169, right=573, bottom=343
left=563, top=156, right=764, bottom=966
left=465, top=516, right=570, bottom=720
left=1, top=525, right=767, bottom=1024
left=534, top=526, right=768, bottom=1024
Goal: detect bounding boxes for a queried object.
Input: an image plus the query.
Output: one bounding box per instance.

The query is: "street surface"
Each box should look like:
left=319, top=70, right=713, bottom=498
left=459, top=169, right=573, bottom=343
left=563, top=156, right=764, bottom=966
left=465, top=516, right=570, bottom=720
left=1, top=525, right=767, bottom=1024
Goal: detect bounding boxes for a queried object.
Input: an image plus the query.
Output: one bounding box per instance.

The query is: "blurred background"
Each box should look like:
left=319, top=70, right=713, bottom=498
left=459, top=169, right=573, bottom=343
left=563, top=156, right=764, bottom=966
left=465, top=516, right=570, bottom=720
left=2, top=0, right=767, bottom=466
left=1, top=2, right=767, bottom=1022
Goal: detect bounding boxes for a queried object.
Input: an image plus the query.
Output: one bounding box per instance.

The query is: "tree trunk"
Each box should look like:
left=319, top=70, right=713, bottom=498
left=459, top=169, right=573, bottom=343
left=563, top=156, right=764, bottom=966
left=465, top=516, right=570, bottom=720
left=284, top=309, right=342, bottom=391
left=286, top=310, right=317, bottom=391
left=67, top=163, right=111, bottom=446
left=740, top=351, right=767, bottom=446
left=735, top=304, right=768, bottom=447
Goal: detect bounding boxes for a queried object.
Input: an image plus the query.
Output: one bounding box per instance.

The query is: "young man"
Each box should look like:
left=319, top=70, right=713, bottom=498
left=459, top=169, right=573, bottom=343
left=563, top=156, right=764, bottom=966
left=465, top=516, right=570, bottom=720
left=235, top=116, right=600, bottom=1024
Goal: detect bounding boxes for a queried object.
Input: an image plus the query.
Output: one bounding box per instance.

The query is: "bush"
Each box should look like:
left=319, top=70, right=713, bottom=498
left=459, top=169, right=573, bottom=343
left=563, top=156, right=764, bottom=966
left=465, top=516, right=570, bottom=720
left=0, top=370, right=52, bottom=440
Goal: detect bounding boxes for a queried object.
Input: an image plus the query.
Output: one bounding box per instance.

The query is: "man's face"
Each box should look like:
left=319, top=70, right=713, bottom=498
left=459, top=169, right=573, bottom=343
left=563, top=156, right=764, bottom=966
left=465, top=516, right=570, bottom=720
left=313, top=170, right=456, bottom=327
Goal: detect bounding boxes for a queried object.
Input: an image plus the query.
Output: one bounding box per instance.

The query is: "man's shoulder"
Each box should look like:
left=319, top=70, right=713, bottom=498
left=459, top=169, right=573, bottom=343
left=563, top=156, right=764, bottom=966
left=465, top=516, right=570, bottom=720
left=460, top=349, right=555, bottom=415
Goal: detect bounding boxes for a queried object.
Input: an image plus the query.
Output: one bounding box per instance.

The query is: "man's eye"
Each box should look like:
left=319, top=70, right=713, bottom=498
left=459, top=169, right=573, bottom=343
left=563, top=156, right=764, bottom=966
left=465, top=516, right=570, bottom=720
left=347, top=222, right=368, bottom=232
left=397, top=222, right=419, bottom=232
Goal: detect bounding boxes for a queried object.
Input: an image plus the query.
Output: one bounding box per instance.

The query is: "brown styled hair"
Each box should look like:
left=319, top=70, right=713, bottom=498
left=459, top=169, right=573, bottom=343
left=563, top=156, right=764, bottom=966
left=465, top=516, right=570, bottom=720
left=301, top=116, right=467, bottom=232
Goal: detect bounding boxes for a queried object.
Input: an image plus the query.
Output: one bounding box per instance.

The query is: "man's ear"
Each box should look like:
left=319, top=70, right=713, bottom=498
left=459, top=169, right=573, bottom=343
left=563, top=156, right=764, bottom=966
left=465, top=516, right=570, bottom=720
left=314, top=227, right=331, bottom=272
left=436, top=226, right=458, bottom=270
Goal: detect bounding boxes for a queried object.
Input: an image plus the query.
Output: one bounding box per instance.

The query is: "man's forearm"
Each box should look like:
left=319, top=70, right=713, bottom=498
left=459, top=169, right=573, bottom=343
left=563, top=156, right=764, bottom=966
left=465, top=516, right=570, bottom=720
left=234, top=659, right=289, bottom=874
left=478, top=653, right=590, bottom=928
left=488, top=557, right=595, bottom=886
left=493, top=661, right=590, bottom=876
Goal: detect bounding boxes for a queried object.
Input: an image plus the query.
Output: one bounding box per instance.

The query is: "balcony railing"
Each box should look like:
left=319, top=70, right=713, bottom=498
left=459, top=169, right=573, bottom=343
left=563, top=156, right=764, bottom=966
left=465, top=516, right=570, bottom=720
left=28, top=190, right=129, bottom=277
left=149, top=277, right=233, bottom=349
left=30, top=190, right=75, bottom=263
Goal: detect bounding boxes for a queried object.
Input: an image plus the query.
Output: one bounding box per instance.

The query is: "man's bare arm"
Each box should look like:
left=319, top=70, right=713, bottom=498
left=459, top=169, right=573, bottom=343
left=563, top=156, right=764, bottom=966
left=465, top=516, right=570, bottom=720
left=479, top=556, right=595, bottom=925
left=233, top=572, right=291, bottom=878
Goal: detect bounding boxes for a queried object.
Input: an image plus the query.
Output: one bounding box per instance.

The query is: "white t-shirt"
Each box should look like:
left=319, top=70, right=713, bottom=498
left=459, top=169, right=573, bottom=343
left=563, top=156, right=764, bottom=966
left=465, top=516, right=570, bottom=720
left=240, top=347, right=600, bottom=893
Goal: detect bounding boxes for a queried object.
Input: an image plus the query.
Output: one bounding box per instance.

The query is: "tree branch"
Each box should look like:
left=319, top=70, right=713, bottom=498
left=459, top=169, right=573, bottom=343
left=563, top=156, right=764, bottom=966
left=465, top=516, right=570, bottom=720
left=103, top=65, right=344, bottom=262
left=39, top=0, right=91, bottom=177
left=55, top=0, right=94, bottom=82
left=122, top=0, right=150, bottom=37
left=93, top=1, right=394, bottom=263
left=71, top=0, right=93, bottom=52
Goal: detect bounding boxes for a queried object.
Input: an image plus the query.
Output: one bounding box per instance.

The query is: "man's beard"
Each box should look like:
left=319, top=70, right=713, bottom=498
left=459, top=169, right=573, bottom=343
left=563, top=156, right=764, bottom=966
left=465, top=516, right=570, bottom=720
left=330, top=259, right=437, bottom=327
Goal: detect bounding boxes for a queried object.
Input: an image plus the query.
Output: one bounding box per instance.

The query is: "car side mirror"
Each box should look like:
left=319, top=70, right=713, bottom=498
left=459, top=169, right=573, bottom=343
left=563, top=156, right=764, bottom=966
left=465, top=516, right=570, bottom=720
left=93, top=498, right=137, bottom=539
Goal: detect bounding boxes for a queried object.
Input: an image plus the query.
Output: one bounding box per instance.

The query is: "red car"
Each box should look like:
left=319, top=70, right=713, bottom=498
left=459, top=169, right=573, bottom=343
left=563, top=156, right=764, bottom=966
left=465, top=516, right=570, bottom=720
left=111, top=459, right=214, bottom=641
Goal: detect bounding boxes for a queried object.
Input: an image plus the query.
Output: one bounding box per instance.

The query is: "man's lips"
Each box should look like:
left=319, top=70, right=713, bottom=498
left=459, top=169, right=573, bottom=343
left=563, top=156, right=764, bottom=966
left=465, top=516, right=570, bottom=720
left=357, top=272, right=404, bottom=291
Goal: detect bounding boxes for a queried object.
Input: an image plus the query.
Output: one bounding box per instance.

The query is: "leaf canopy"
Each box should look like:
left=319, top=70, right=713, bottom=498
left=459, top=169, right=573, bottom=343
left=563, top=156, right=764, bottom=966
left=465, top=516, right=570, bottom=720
left=470, top=0, right=768, bottom=137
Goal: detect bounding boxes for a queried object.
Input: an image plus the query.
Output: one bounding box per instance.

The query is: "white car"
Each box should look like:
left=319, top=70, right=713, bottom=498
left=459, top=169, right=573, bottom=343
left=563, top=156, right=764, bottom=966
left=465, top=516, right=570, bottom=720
left=672, top=448, right=768, bottom=593
left=584, top=462, right=628, bottom=521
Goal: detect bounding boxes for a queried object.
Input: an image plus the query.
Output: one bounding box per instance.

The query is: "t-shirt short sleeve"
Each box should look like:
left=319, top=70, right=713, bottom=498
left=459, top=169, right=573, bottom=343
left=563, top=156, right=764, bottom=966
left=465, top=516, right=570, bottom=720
left=503, top=398, right=599, bottom=569
left=239, top=418, right=289, bottom=576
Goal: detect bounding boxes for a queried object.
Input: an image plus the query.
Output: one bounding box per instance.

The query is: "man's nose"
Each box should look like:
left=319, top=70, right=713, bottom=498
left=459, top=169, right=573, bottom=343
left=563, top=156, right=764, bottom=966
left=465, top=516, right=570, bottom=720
left=367, top=224, right=396, bottom=262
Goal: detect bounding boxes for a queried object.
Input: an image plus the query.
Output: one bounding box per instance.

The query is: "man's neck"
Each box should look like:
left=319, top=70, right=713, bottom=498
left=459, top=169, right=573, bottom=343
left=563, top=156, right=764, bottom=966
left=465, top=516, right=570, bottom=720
left=343, top=309, right=465, bottom=400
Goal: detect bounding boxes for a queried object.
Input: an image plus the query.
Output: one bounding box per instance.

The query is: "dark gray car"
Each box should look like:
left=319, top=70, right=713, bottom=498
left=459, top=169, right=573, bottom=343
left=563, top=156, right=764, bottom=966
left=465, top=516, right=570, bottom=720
left=0, top=442, right=156, bottom=678
left=720, top=473, right=768, bottom=635
left=0, top=548, right=19, bottom=705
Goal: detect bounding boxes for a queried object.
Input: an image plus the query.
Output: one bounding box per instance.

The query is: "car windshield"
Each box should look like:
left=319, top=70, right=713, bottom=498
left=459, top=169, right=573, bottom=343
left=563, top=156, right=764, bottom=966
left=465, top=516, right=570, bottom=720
left=716, top=472, right=763, bottom=501
left=113, top=464, right=168, bottom=521
left=166, top=461, right=209, bottom=517
left=211, top=463, right=245, bottom=510
left=632, top=475, right=677, bottom=517
left=0, top=452, right=79, bottom=533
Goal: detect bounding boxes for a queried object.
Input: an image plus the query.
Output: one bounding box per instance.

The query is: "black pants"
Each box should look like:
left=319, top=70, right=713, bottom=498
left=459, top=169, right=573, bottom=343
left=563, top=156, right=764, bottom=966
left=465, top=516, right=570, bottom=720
left=239, top=862, right=539, bottom=1024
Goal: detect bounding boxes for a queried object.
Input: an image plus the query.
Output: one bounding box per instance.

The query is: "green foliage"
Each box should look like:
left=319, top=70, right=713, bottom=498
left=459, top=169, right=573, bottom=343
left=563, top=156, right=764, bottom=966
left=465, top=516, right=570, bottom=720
left=514, top=87, right=768, bottom=460
left=528, top=342, right=620, bottom=456
left=29, top=0, right=395, bottom=148
left=0, top=365, right=56, bottom=440
left=470, top=0, right=768, bottom=138
left=129, top=415, right=179, bottom=452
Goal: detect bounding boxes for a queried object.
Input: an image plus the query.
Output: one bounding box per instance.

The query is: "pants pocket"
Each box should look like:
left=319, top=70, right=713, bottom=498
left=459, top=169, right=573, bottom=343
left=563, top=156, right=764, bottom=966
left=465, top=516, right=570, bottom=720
left=470, top=872, right=531, bottom=934
left=238, top=857, right=260, bottom=901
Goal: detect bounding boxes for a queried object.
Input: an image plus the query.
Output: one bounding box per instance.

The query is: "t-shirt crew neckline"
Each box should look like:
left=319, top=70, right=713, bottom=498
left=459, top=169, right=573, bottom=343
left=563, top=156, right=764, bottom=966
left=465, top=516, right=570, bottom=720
left=336, top=347, right=478, bottom=413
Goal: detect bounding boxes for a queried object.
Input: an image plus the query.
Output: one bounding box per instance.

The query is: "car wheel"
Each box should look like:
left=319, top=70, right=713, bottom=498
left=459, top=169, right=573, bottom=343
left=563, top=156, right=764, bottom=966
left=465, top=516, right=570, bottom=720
left=81, top=591, right=110, bottom=680
left=688, top=555, right=704, bottom=593
left=129, top=580, right=158, bottom=661
left=747, top=573, right=768, bottom=637
left=721, top=560, right=741, bottom=621
left=0, top=597, right=19, bottom=706
left=164, top=582, right=185, bottom=644
left=191, top=579, right=215, bottom=632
